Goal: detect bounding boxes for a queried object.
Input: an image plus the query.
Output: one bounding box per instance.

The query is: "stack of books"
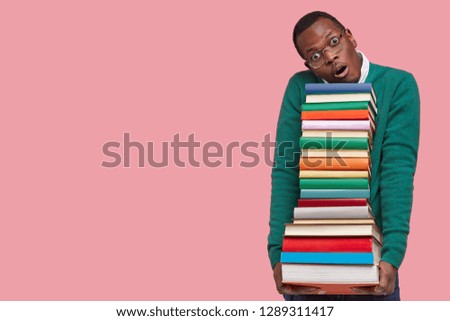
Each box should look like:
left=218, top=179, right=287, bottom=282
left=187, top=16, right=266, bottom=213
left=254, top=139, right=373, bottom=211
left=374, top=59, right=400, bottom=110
left=281, top=83, right=380, bottom=295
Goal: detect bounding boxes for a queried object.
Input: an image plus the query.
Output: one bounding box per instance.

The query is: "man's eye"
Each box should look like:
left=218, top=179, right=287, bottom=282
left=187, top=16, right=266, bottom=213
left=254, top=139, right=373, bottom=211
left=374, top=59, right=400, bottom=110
left=310, top=52, right=321, bottom=61
left=330, top=37, right=340, bottom=46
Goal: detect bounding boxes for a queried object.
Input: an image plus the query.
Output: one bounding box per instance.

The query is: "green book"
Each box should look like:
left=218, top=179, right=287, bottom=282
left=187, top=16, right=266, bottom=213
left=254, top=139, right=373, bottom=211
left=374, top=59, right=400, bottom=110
left=300, top=137, right=369, bottom=150
left=299, top=178, right=369, bottom=189
left=301, top=101, right=369, bottom=111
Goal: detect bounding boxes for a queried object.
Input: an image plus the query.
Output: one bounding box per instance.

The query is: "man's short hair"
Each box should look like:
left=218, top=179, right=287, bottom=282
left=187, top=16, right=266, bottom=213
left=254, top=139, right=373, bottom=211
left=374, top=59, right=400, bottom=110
left=293, top=11, right=345, bottom=57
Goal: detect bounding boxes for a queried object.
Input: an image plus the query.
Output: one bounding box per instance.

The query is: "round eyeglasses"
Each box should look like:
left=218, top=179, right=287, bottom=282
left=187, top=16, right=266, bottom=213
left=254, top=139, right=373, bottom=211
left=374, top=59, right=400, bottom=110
left=306, top=29, right=347, bottom=69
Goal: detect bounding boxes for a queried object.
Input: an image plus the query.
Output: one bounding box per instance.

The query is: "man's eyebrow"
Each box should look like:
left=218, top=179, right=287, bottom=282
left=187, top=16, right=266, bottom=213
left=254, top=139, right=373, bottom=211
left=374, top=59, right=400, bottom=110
left=305, top=31, right=334, bottom=55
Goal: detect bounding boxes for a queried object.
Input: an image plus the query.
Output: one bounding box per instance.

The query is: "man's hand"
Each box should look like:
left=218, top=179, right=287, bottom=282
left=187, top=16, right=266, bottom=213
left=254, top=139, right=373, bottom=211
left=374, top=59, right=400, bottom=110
left=351, top=261, right=397, bottom=295
left=374, top=261, right=397, bottom=295
left=273, top=262, right=320, bottom=295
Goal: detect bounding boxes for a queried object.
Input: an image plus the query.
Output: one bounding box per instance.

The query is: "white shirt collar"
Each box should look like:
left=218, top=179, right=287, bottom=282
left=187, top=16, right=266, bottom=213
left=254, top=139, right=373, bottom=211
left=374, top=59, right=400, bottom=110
left=358, top=51, right=370, bottom=83
left=322, top=51, right=370, bottom=83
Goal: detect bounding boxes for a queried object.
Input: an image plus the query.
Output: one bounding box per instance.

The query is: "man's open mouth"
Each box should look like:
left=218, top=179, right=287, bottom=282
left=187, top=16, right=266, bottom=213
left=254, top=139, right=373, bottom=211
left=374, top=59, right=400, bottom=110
left=334, top=65, right=348, bottom=78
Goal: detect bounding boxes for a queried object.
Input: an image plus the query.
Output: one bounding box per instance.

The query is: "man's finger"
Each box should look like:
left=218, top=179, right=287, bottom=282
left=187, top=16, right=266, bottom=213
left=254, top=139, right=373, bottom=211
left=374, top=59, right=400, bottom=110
left=350, top=285, right=376, bottom=295
left=279, top=284, right=319, bottom=295
left=374, top=270, right=388, bottom=294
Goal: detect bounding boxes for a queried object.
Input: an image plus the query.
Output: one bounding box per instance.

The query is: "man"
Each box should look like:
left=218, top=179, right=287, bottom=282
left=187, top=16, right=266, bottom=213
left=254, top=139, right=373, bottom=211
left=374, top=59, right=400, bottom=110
left=268, top=11, right=420, bottom=300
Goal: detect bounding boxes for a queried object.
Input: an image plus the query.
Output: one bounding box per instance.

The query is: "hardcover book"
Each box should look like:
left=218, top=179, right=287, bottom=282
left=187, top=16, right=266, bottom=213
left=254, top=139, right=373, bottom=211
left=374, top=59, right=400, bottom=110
left=282, top=236, right=379, bottom=252
left=281, top=264, right=379, bottom=295
left=297, top=198, right=369, bottom=207
left=284, top=223, right=381, bottom=243
left=293, top=205, right=373, bottom=219
left=280, top=251, right=379, bottom=265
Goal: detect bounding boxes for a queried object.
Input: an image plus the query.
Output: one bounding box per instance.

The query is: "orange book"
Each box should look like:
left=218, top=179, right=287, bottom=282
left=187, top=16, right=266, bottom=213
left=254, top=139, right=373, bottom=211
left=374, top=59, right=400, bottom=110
left=300, top=157, right=369, bottom=170
left=301, top=109, right=369, bottom=120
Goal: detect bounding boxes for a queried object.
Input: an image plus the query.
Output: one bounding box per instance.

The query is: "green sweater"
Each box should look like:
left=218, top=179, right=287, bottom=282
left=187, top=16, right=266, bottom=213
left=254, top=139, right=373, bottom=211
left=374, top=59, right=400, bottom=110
left=268, top=63, right=420, bottom=270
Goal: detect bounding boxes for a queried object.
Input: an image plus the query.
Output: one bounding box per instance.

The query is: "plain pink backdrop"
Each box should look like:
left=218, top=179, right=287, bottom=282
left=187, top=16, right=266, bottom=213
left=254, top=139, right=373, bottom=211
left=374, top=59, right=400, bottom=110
left=1, top=1, right=447, bottom=300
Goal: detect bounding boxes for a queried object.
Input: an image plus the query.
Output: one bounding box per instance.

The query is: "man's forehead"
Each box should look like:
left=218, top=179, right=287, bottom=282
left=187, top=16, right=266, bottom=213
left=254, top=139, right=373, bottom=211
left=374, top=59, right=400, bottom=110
left=297, top=18, right=341, bottom=55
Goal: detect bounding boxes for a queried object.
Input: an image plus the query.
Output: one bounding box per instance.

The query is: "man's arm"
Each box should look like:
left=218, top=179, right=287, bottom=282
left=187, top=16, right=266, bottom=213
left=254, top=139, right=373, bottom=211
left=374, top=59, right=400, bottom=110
left=358, top=72, right=420, bottom=295
left=268, top=75, right=302, bottom=270
left=380, top=73, right=420, bottom=268
left=377, top=73, right=420, bottom=293
left=268, top=74, right=321, bottom=295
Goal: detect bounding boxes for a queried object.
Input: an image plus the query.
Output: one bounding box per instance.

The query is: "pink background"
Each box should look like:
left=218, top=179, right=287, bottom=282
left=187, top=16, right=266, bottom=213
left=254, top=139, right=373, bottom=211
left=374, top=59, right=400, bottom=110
left=1, top=1, right=447, bottom=300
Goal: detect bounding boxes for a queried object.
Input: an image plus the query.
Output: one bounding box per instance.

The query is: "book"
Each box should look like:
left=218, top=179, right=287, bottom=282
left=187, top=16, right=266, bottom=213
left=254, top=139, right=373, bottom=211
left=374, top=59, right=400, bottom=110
left=302, top=120, right=372, bottom=131
left=299, top=178, right=369, bottom=190
left=284, top=223, right=381, bottom=243
left=301, top=130, right=371, bottom=138
left=282, top=236, right=379, bottom=252
left=301, top=109, right=369, bottom=120
left=301, top=101, right=371, bottom=111
left=292, top=218, right=375, bottom=225
left=299, top=170, right=369, bottom=178
left=305, top=83, right=376, bottom=97
left=281, top=252, right=379, bottom=265
left=301, top=149, right=369, bottom=158
left=294, top=205, right=373, bottom=219
left=297, top=198, right=369, bottom=207
left=281, top=264, right=379, bottom=293
left=299, top=137, right=369, bottom=150
left=300, top=189, right=370, bottom=199
left=305, top=93, right=376, bottom=108
left=299, top=157, right=370, bottom=171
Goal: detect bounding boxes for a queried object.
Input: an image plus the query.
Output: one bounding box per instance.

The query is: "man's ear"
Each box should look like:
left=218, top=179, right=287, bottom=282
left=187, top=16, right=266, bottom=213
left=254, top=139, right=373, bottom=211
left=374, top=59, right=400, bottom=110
left=304, top=61, right=311, bottom=70
left=345, top=29, right=358, bottom=48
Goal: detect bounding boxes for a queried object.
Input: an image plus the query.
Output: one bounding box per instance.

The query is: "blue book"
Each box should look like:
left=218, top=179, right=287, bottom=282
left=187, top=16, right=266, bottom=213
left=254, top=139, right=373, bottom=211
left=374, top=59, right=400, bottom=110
left=281, top=252, right=375, bottom=265
left=300, top=189, right=370, bottom=199
left=305, top=83, right=374, bottom=95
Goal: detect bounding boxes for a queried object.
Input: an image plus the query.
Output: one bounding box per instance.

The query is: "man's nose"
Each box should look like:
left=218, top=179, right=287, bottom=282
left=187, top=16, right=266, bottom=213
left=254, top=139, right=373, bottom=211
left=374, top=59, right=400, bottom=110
left=323, top=49, right=338, bottom=64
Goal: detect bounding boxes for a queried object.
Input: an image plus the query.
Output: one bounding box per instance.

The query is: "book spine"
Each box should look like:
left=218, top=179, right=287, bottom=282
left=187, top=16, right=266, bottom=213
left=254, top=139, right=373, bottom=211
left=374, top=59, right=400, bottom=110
left=299, top=189, right=370, bottom=199
left=299, top=178, right=369, bottom=189
left=281, top=252, right=375, bottom=264
left=301, top=101, right=370, bottom=111
left=281, top=263, right=380, bottom=284
left=299, top=157, right=370, bottom=171
left=305, top=83, right=373, bottom=94
left=297, top=198, right=368, bottom=207
left=305, top=93, right=372, bottom=104
left=282, top=237, right=373, bottom=252
left=301, top=150, right=369, bottom=158
left=302, top=120, right=371, bottom=130
left=301, top=130, right=370, bottom=138
left=301, top=110, right=369, bottom=120
left=294, top=205, right=371, bottom=219
left=299, top=170, right=369, bottom=178
left=299, top=137, right=369, bottom=150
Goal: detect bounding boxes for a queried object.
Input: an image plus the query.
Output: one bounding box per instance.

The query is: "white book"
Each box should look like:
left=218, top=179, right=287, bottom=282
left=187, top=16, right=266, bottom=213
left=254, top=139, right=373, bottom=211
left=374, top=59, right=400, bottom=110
left=301, top=130, right=371, bottom=138
left=292, top=218, right=374, bottom=225
left=282, top=264, right=379, bottom=284
left=302, top=120, right=371, bottom=131
left=284, top=224, right=381, bottom=243
left=293, top=205, right=373, bottom=219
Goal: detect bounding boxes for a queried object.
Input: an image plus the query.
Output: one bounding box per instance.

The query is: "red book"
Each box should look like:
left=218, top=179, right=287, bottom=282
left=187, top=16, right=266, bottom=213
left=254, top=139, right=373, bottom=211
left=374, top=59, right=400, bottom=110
left=298, top=198, right=368, bottom=207
left=282, top=237, right=377, bottom=252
